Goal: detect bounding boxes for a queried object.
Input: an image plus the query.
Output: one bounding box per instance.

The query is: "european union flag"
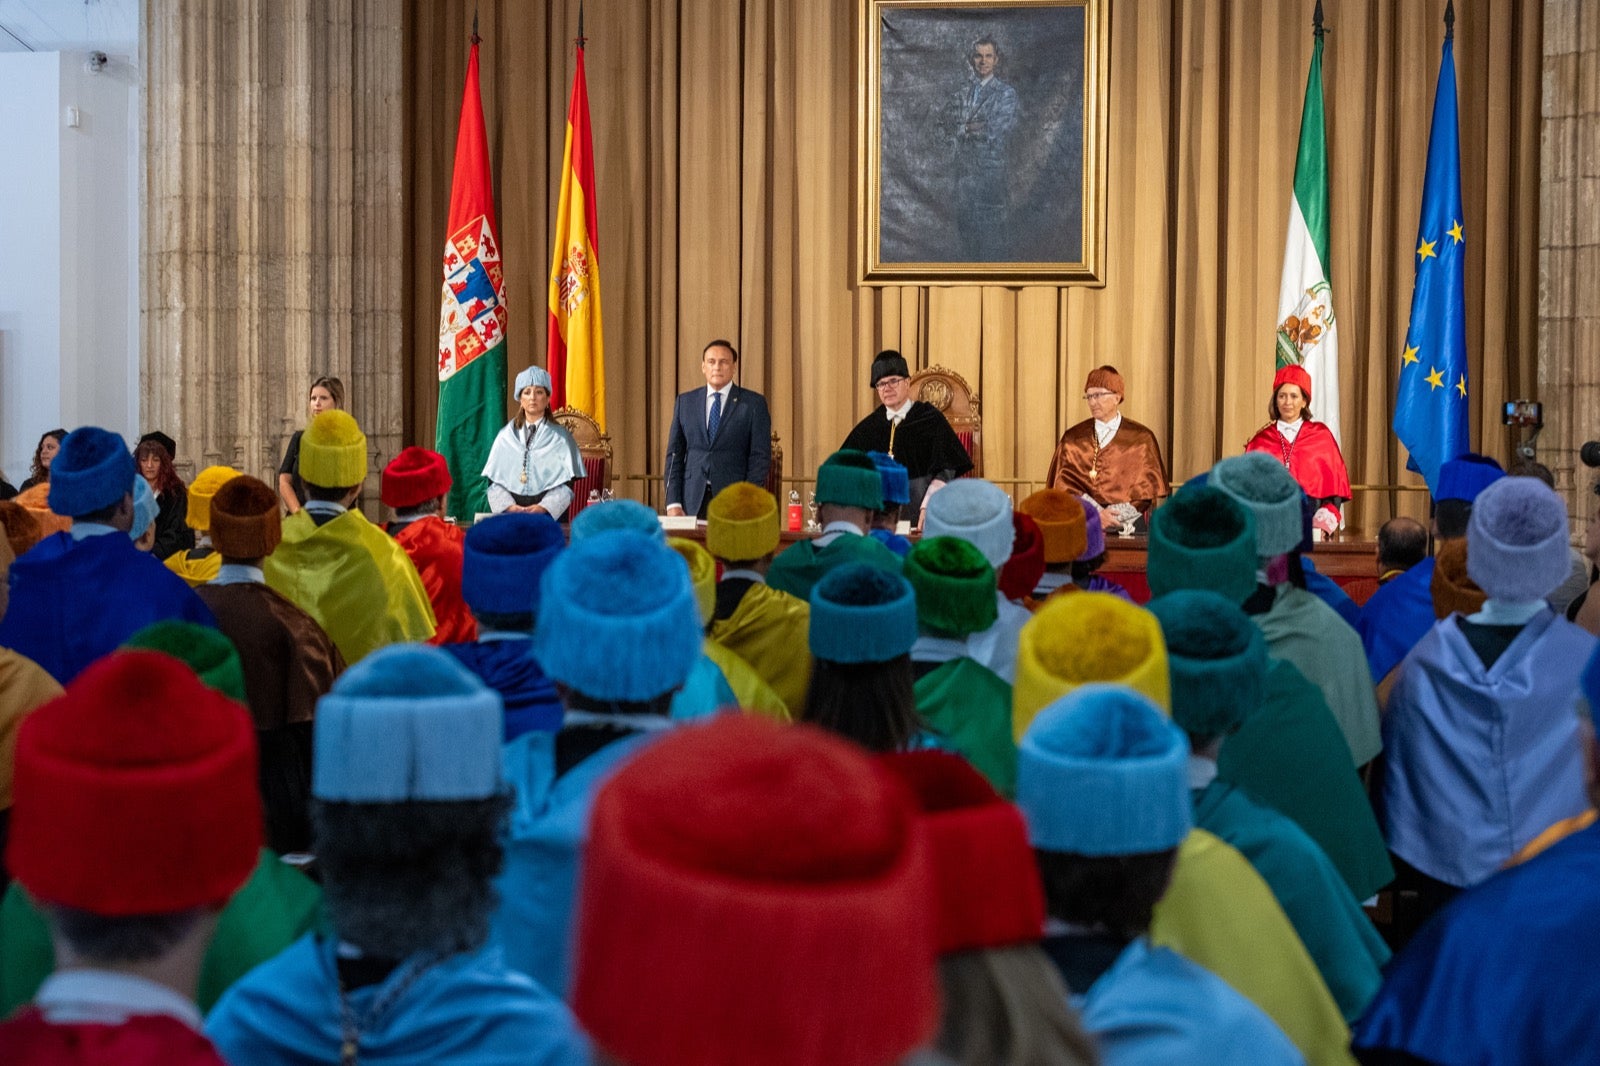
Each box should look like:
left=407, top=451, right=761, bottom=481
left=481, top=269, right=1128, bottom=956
left=1393, top=30, right=1470, bottom=494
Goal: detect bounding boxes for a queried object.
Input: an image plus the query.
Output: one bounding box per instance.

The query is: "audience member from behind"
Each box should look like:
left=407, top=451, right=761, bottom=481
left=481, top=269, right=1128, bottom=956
left=1017, top=685, right=1303, bottom=1065
left=805, top=563, right=925, bottom=753
left=1382, top=475, right=1597, bottom=925
left=1352, top=645, right=1600, bottom=1065
left=1149, top=590, right=1388, bottom=1022
left=134, top=433, right=192, bottom=560
left=494, top=529, right=703, bottom=995
left=382, top=446, right=475, bottom=644
left=1507, top=459, right=1593, bottom=615
left=1017, top=489, right=1090, bottom=603
left=571, top=715, right=940, bottom=1066
left=665, top=536, right=790, bottom=722
left=196, top=475, right=344, bottom=855
left=1357, top=454, right=1503, bottom=684
left=705, top=482, right=813, bottom=711
left=0, top=508, right=62, bottom=885
left=0, top=427, right=216, bottom=685
left=1069, top=496, right=1132, bottom=599
left=17, top=430, right=65, bottom=492
left=0, top=652, right=261, bottom=1064
left=903, top=537, right=1013, bottom=795
left=164, top=465, right=242, bottom=587
left=867, top=450, right=916, bottom=556
left=206, top=645, right=587, bottom=1064
left=129, top=478, right=160, bottom=553
left=263, top=410, right=436, bottom=664
left=924, top=478, right=1028, bottom=682
left=1374, top=517, right=1427, bottom=585
left=766, top=449, right=902, bottom=600
left=442, top=512, right=566, bottom=740
left=277, top=375, right=344, bottom=514
left=881, top=750, right=1099, bottom=1066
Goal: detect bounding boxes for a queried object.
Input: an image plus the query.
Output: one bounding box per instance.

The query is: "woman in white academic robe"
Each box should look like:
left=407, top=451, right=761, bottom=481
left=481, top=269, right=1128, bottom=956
left=481, top=366, right=584, bottom=521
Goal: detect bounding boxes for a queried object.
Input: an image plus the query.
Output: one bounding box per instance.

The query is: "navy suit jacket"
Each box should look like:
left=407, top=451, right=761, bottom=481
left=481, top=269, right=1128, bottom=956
left=665, top=383, right=771, bottom=514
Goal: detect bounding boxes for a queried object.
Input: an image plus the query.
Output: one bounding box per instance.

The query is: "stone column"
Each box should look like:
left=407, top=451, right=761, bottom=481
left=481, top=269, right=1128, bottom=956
left=1540, top=0, right=1600, bottom=533
left=142, top=0, right=404, bottom=508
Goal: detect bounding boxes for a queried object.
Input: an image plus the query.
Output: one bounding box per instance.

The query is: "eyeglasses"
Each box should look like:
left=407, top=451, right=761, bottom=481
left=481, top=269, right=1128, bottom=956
left=1082, top=391, right=1117, bottom=401
left=876, top=377, right=908, bottom=389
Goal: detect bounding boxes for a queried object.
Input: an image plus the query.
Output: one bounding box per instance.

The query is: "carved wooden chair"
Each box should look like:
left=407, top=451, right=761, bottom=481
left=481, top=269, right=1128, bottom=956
left=907, top=364, right=983, bottom=478
left=550, top=406, right=613, bottom=520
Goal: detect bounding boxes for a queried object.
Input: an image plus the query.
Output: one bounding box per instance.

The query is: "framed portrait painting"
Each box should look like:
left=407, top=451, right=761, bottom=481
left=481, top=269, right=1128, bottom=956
left=858, top=0, right=1109, bottom=285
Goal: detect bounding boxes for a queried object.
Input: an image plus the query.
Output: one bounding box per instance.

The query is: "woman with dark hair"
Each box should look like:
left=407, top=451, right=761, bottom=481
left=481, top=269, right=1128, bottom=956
left=135, top=436, right=193, bottom=560
left=277, top=376, right=344, bottom=514
left=17, top=430, right=65, bottom=492
left=1245, top=364, right=1350, bottom=537
left=803, top=562, right=927, bottom=753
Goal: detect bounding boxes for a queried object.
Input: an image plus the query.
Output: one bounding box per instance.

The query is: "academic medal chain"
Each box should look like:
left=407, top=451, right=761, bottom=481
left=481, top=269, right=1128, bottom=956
left=338, top=954, right=439, bottom=1065
left=1090, top=432, right=1101, bottom=482
left=1277, top=430, right=1295, bottom=472
left=887, top=416, right=898, bottom=460
left=520, top=422, right=535, bottom=485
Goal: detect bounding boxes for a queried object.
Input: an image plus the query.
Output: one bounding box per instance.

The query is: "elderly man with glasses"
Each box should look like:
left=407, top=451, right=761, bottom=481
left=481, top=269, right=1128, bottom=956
left=1046, top=365, right=1170, bottom=532
left=841, top=350, right=973, bottom=524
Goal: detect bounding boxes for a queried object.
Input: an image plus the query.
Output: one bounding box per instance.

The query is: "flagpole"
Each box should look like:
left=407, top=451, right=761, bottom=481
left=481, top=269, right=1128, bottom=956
left=472, top=7, right=479, bottom=46
left=1313, top=0, right=1324, bottom=39
left=1444, top=0, right=1454, bottom=41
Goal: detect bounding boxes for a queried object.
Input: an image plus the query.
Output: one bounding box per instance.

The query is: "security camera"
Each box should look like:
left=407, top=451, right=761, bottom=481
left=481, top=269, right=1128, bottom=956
left=86, top=51, right=108, bottom=72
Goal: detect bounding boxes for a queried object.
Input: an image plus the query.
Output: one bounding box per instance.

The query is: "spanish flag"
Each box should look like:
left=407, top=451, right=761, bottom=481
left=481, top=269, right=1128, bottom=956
left=546, top=30, right=605, bottom=430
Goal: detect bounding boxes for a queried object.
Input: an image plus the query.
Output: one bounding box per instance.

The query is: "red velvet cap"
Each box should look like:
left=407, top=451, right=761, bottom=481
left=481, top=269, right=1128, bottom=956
left=878, top=750, right=1046, bottom=954
left=1272, top=364, right=1313, bottom=403
left=572, top=716, right=940, bottom=1066
left=998, top=512, right=1046, bottom=601
left=380, top=446, right=452, bottom=509
left=7, top=651, right=261, bottom=915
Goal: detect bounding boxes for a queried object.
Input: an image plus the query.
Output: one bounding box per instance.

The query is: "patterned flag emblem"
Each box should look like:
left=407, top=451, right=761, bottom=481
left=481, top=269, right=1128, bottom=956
left=437, top=214, right=506, bottom=381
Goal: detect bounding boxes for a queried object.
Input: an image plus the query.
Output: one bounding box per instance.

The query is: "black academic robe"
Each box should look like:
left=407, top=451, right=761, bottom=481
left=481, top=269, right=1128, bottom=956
left=841, top=401, right=973, bottom=515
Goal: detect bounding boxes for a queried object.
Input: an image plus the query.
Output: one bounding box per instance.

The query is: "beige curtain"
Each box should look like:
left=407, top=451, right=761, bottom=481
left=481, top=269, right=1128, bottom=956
left=402, top=0, right=1541, bottom=529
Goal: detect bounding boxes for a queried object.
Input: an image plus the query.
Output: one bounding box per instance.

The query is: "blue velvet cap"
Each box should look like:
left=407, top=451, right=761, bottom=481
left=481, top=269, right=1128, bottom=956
left=515, top=366, right=553, bottom=396
left=534, top=529, right=703, bottom=701
left=867, top=451, right=911, bottom=508
left=1436, top=453, right=1505, bottom=504
left=461, top=512, right=565, bottom=617
left=130, top=477, right=158, bottom=541
left=570, top=499, right=665, bottom=543
left=314, top=644, right=504, bottom=802
left=1017, top=684, right=1192, bottom=856
left=808, top=563, right=918, bottom=664
left=48, top=427, right=135, bottom=518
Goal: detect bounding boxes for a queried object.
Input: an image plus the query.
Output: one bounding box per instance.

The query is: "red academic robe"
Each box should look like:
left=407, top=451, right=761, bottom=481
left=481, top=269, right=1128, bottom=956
left=391, top=516, right=476, bottom=645
left=0, top=1009, right=229, bottom=1065
left=1244, top=420, right=1350, bottom=514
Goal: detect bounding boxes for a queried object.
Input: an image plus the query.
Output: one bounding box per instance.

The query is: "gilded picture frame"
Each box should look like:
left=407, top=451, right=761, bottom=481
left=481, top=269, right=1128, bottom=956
left=858, top=0, right=1109, bottom=286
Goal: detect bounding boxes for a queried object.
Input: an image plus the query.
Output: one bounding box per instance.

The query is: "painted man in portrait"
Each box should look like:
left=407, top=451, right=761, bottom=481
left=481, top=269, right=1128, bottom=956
left=952, top=35, right=1019, bottom=261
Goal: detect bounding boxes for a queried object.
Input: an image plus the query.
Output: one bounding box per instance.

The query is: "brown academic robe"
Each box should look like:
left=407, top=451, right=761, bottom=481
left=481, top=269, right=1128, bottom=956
left=197, top=581, right=344, bottom=854
left=1045, top=417, right=1170, bottom=513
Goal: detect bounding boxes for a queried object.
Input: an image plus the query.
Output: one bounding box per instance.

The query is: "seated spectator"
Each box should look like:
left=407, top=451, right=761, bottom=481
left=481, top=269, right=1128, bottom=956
left=925, top=478, right=1028, bottom=682
left=803, top=563, right=924, bottom=753
left=494, top=529, right=702, bottom=995
left=1358, top=454, right=1503, bottom=684
left=381, top=446, right=475, bottom=644
left=866, top=450, right=915, bottom=557
left=569, top=497, right=663, bottom=541
left=665, top=536, right=790, bottom=722
left=767, top=450, right=901, bottom=600
left=134, top=432, right=193, bottom=560
left=1506, top=459, right=1592, bottom=616
left=1351, top=646, right=1600, bottom=1064
left=264, top=411, right=436, bottom=663
left=165, top=465, right=243, bottom=588
left=998, top=512, right=1046, bottom=606
left=1017, top=685, right=1303, bottom=1065
left=1148, top=484, right=1392, bottom=901
left=1150, top=589, right=1389, bottom=1022
left=1375, top=517, right=1427, bottom=586
left=705, top=483, right=813, bottom=711
left=16, top=430, right=64, bottom=493
left=129, top=478, right=159, bottom=552
left=903, top=537, right=1013, bottom=795
left=0, top=510, right=61, bottom=885
left=0, top=652, right=261, bottom=1063
left=442, top=512, right=566, bottom=740
left=881, top=750, right=1098, bottom=1066
left=571, top=715, right=940, bottom=1066
left=206, top=645, right=587, bottom=1064
left=0, top=427, right=215, bottom=685
left=195, top=475, right=343, bottom=854
left=1210, top=452, right=1380, bottom=768
left=1383, top=476, right=1596, bottom=924
left=1069, top=496, right=1133, bottom=600
left=1017, top=488, right=1091, bottom=604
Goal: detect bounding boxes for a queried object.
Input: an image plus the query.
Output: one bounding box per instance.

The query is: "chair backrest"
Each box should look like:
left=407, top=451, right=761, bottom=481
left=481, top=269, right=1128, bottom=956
left=766, top=431, right=784, bottom=500
left=907, top=364, right=983, bottom=477
left=550, top=406, right=613, bottom=520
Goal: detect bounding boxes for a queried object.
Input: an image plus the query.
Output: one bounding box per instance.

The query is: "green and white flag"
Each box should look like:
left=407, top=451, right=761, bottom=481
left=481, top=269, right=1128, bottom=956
left=1275, top=31, right=1340, bottom=447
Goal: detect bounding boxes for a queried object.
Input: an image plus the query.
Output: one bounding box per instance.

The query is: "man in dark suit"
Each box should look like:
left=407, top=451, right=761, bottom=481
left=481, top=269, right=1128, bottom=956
left=665, top=340, right=772, bottom=518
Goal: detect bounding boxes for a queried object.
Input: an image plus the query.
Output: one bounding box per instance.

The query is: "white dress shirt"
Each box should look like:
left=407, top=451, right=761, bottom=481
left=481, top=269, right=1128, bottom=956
left=1094, top=413, right=1123, bottom=448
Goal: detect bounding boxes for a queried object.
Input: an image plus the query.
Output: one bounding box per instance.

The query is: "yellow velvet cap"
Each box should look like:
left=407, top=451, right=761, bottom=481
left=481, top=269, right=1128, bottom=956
left=299, top=410, right=368, bottom=489
left=706, top=482, right=780, bottom=562
left=186, top=466, right=243, bottom=531
left=1018, top=489, right=1090, bottom=565
left=1012, top=591, right=1170, bottom=740
left=667, top=536, right=717, bottom=627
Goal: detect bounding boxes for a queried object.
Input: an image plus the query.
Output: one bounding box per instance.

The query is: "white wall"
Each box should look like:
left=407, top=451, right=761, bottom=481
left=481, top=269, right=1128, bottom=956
left=0, top=50, right=138, bottom=487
